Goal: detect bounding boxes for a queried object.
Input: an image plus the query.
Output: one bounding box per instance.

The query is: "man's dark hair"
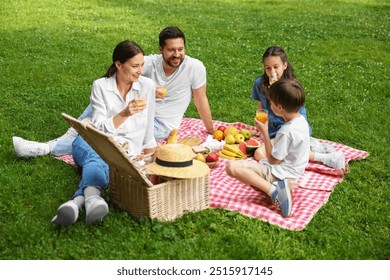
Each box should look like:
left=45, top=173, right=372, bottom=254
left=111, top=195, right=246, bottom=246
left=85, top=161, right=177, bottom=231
left=159, top=26, right=186, bottom=47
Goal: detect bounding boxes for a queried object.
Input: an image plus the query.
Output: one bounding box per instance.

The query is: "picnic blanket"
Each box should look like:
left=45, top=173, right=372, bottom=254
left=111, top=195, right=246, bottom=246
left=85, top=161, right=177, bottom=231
left=57, top=118, right=369, bottom=231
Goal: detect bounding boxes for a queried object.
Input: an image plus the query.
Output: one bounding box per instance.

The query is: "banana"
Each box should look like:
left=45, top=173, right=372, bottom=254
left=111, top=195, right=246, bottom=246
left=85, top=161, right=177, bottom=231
left=223, top=144, right=245, bottom=157
left=221, top=149, right=237, bottom=157
left=221, top=149, right=244, bottom=159
left=223, top=144, right=240, bottom=153
left=218, top=151, right=237, bottom=160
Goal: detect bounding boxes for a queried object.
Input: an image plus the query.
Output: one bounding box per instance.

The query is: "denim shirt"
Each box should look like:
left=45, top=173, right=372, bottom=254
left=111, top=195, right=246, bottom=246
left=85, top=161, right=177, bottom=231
left=251, top=77, right=312, bottom=139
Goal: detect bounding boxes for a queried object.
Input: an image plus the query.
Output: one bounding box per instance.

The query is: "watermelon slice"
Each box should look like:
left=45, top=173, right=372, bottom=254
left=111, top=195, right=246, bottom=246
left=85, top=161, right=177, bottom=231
left=239, top=142, right=247, bottom=155
left=245, top=138, right=260, bottom=157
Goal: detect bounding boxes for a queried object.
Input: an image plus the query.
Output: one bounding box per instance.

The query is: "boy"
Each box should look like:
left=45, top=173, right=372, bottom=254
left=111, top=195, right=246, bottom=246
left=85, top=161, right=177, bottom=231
left=225, top=79, right=310, bottom=217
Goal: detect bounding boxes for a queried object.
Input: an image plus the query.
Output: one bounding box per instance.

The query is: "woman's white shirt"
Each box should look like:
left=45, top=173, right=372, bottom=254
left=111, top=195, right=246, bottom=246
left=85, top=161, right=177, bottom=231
left=90, top=74, right=157, bottom=156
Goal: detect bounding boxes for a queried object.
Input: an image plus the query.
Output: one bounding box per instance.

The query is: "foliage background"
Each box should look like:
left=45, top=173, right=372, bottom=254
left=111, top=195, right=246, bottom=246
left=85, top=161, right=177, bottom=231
left=0, top=0, right=389, bottom=260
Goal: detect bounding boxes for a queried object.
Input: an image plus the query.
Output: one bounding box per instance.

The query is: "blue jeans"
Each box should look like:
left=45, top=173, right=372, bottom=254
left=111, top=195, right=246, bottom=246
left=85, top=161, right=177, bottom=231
left=52, top=104, right=170, bottom=156
left=154, top=117, right=170, bottom=141
left=71, top=135, right=109, bottom=197
left=51, top=104, right=93, bottom=156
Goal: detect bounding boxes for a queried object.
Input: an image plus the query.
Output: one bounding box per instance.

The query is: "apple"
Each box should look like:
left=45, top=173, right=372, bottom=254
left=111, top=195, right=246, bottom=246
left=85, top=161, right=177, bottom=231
left=234, top=133, right=245, bottom=143
left=240, top=129, right=252, bottom=140
left=217, top=125, right=226, bottom=132
left=206, top=152, right=218, bottom=162
left=224, top=134, right=236, bottom=144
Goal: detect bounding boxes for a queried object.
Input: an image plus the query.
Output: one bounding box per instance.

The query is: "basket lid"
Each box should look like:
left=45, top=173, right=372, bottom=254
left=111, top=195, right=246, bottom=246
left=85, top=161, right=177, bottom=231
left=61, top=113, right=151, bottom=186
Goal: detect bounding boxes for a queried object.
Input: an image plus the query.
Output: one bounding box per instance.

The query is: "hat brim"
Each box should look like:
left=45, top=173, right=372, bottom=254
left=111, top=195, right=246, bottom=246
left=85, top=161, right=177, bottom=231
left=145, top=159, right=209, bottom=179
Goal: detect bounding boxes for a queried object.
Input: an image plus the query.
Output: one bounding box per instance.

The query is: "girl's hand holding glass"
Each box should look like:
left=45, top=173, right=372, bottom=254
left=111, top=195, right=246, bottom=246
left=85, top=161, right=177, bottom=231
left=269, top=71, right=278, bottom=86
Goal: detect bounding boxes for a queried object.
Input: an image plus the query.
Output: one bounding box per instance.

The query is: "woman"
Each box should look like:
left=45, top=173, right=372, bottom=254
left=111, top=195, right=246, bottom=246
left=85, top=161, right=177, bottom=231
left=52, top=40, right=157, bottom=226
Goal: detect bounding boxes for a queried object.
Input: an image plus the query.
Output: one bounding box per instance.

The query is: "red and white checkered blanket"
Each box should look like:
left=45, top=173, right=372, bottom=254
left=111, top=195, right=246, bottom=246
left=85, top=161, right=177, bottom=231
left=57, top=118, right=369, bottom=231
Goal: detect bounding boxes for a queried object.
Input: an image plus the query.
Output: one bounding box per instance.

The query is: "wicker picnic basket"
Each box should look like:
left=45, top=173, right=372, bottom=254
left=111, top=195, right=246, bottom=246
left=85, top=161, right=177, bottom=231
left=62, top=113, right=210, bottom=221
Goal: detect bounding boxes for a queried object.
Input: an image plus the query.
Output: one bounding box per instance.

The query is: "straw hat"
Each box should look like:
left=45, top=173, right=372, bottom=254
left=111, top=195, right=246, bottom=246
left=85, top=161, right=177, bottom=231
left=145, top=144, right=209, bottom=179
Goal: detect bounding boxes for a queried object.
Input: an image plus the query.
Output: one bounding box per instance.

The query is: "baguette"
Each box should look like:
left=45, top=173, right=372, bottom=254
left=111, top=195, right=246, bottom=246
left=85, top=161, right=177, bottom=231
left=166, top=129, right=178, bottom=144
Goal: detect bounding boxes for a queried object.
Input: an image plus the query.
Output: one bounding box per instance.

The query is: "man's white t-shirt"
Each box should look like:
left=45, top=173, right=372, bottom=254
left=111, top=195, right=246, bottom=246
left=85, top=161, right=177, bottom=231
left=143, top=54, right=206, bottom=131
left=271, top=115, right=310, bottom=180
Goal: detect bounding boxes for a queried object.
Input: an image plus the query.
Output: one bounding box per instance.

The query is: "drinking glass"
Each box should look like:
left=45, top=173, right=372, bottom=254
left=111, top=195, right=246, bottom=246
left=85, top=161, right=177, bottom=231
left=256, top=109, right=268, bottom=123
left=156, top=84, right=167, bottom=101
left=134, top=91, right=147, bottom=107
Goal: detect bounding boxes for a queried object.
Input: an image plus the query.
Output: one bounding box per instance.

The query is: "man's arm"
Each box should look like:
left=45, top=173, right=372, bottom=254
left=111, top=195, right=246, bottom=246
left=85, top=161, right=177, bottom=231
left=192, top=83, right=214, bottom=134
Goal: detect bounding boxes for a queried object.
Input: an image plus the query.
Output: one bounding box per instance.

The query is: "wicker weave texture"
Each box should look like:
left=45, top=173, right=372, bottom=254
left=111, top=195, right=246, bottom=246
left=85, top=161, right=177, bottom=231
left=110, top=167, right=210, bottom=221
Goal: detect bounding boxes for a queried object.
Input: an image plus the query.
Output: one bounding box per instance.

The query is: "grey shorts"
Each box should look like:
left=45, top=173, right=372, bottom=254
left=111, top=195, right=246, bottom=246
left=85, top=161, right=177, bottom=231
left=241, top=161, right=279, bottom=183
left=241, top=160, right=297, bottom=188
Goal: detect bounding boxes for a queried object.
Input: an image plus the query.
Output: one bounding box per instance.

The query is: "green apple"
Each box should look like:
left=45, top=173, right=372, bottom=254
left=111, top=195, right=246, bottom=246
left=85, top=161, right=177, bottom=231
left=225, top=135, right=236, bottom=144
left=234, top=133, right=245, bottom=143
left=240, top=129, right=252, bottom=140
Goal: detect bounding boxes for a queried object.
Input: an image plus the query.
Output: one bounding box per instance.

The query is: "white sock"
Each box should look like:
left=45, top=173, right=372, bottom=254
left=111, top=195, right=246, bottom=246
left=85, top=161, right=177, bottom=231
left=72, top=196, right=85, bottom=208
left=84, top=186, right=101, bottom=199
left=313, top=152, right=328, bottom=163
left=268, top=184, right=277, bottom=197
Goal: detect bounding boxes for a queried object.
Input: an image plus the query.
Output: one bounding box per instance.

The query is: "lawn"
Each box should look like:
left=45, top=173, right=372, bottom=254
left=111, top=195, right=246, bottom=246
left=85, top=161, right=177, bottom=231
left=0, top=0, right=389, bottom=261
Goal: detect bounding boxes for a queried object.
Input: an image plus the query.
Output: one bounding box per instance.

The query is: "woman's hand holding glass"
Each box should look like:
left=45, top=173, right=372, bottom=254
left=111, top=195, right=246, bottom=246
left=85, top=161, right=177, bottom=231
left=121, top=92, right=147, bottom=117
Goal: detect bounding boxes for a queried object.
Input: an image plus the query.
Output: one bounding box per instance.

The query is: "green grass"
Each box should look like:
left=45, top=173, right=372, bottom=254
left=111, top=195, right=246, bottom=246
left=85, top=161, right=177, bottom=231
left=1, top=0, right=389, bottom=260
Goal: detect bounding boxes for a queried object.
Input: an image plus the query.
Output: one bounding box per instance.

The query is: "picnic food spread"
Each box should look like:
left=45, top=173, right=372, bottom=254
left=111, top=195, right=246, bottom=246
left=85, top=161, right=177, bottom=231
left=160, top=125, right=261, bottom=170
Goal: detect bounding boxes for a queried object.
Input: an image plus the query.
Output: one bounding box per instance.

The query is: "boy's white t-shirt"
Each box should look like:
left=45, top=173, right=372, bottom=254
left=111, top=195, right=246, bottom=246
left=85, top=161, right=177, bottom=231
left=143, top=54, right=206, bottom=131
left=270, top=115, right=310, bottom=180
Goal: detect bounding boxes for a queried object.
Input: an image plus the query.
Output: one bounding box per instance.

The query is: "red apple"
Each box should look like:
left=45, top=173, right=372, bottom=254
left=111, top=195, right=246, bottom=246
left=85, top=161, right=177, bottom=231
left=206, top=152, right=219, bottom=162
left=217, top=125, right=226, bottom=132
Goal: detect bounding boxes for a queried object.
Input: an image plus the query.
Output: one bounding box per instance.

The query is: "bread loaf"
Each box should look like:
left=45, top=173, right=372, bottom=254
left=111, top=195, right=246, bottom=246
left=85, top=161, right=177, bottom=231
left=166, top=129, right=178, bottom=144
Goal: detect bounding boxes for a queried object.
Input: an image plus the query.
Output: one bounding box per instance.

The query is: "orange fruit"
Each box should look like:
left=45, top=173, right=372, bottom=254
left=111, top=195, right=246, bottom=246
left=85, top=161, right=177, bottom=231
left=223, top=126, right=238, bottom=137
left=213, top=130, right=224, bottom=141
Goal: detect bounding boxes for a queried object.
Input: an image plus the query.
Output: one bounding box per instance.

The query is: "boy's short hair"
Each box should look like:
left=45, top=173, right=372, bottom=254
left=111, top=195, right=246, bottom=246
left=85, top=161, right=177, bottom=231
left=269, top=79, right=305, bottom=113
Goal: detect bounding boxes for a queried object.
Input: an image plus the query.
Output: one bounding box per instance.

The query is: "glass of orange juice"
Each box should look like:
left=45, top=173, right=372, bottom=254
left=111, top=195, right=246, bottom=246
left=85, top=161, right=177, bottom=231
left=134, top=91, right=147, bottom=107
left=256, top=109, right=268, bottom=123
left=156, top=85, right=167, bottom=100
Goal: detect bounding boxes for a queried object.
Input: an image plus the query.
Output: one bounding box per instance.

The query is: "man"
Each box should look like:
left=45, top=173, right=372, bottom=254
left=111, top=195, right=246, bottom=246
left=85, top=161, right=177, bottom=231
left=13, top=26, right=215, bottom=158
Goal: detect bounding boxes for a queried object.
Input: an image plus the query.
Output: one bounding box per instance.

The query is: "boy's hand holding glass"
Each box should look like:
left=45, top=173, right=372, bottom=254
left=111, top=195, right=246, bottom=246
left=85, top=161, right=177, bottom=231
left=255, top=109, right=269, bottom=135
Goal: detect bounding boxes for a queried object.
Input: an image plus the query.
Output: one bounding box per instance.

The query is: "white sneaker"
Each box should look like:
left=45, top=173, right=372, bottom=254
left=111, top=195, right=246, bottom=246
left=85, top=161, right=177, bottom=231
left=51, top=200, right=80, bottom=226
left=12, top=136, right=50, bottom=158
left=85, top=196, right=108, bottom=224
left=322, top=151, right=346, bottom=170
left=310, top=137, right=336, bottom=154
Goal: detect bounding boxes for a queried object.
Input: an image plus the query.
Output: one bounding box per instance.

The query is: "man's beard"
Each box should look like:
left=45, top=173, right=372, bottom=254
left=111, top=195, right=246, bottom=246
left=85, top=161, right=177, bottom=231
left=163, top=56, right=183, bottom=68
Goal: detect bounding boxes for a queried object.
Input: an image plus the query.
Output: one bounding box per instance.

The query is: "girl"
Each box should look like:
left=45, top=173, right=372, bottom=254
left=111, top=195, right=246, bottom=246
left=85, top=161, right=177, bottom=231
left=51, top=40, right=157, bottom=226
left=252, top=46, right=345, bottom=171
